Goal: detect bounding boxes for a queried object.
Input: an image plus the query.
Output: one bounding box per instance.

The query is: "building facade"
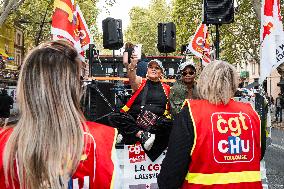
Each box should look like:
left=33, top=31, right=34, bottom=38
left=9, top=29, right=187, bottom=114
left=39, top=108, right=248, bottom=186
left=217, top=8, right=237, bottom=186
left=0, top=23, right=24, bottom=86
left=236, top=59, right=281, bottom=100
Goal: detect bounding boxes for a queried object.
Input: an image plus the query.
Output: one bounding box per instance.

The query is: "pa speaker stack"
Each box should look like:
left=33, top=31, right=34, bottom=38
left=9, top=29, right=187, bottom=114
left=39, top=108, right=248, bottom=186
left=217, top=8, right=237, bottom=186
left=102, top=17, right=123, bottom=50
left=157, top=22, right=176, bottom=53
left=202, top=0, right=234, bottom=24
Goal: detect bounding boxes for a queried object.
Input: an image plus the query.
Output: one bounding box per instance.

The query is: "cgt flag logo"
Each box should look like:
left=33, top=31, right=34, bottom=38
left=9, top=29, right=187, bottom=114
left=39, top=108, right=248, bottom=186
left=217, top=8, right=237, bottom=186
left=188, top=23, right=211, bottom=66
left=128, top=143, right=146, bottom=163
left=211, top=112, right=254, bottom=163
left=51, top=0, right=93, bottom=61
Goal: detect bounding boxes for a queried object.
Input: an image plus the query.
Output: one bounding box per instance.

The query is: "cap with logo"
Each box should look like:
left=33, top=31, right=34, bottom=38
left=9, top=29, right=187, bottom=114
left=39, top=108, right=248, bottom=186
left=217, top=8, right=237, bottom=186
left=148, top=59, right=164, bottom=73
left=178, top=61, right=196, bottom=73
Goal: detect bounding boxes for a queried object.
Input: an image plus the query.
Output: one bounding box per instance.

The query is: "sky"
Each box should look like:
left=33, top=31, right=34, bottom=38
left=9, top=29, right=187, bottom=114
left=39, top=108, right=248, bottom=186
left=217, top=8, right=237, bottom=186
left=96, top=0, right=171, bottom=32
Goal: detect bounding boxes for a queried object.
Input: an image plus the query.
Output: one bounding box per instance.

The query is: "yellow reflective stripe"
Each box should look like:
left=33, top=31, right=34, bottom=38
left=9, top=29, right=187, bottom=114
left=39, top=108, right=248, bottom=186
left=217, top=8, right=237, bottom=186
left=163, top=109, right=171, bottom=119
left=185, top=171, right=261, bottom=185
left=122, top=105, right=130, bottom=112
left=181, top=99, right=190, bottom=109
left=187, top=102, right=197, bottom=156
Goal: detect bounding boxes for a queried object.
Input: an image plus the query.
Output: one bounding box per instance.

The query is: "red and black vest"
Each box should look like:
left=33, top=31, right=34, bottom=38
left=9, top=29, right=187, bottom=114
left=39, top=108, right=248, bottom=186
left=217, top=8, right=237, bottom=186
left=0, top=122, right=118, bottom=189
left=181, top=99, right=262, bottom=189
left=121, top=79, right=171, bottom=118
left=71, top=121, right=119, bottom=189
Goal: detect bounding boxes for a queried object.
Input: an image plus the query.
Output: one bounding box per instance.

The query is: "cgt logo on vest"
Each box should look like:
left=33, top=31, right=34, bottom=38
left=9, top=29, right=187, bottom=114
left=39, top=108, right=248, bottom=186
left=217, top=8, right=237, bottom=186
left=211, top=112, right=254, bottom=163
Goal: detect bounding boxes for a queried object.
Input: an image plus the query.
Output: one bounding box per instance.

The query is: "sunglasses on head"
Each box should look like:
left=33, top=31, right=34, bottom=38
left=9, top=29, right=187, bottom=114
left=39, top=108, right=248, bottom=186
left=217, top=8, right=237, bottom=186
left=182, top=71, right=195, bottom=76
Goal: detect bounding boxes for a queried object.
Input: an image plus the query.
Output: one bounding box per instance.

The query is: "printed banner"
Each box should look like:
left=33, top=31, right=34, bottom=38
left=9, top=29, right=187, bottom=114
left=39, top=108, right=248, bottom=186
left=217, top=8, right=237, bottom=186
left=122, top=143, right=166, bottom=189
left=211, top=112, right=254, bottom=163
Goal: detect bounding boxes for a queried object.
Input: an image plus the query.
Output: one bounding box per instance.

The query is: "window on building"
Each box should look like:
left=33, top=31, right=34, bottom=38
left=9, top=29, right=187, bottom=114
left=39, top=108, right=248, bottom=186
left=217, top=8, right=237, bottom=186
left=17, top=33, right=22, bottom=46
left=252, top=62, right=255, bottom=75
left=16, top=54, right=20, bottom=65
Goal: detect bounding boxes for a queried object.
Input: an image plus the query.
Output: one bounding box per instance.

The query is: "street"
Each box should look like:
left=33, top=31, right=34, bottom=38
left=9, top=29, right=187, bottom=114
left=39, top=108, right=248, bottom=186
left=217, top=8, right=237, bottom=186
left=265, top=127, right=284, bottom=189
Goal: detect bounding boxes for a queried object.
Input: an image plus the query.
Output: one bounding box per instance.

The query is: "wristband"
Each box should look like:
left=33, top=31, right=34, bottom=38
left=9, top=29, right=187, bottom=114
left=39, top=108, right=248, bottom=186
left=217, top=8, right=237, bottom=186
left=128, top=64, right=137, bottom=71
left=128, top=67, right=137, bottom=71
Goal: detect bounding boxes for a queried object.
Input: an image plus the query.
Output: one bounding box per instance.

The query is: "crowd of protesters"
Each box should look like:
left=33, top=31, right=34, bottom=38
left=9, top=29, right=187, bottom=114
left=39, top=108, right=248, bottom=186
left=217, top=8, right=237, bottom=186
left=0, top=40, right=266, bottom=189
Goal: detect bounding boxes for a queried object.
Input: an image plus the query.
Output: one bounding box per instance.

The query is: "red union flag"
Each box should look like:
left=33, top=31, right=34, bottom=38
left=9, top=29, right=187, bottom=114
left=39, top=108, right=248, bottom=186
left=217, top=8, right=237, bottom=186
left=76, top=4, right=92, bottom=51
left=51, top=0, right=93, bottom=61
left=188, top=23, right=211, bottom=66
left=211, top=112, right=255, bottom=163
left=260, top=0, right=284, bottom=83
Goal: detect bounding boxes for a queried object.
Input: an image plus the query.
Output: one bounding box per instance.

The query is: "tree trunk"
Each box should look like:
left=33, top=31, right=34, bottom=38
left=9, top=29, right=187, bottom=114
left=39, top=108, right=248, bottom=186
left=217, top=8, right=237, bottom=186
left=251, top=0, right=261, bottom=21
left=0, top=0, right=24, bottom=26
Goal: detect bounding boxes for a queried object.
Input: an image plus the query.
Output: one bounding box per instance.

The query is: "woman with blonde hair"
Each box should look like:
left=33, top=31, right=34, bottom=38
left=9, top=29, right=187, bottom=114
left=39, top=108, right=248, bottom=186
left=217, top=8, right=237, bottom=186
left=158, top=60, right=266, bottom=189
left=0, top=40, right=119, bottom=189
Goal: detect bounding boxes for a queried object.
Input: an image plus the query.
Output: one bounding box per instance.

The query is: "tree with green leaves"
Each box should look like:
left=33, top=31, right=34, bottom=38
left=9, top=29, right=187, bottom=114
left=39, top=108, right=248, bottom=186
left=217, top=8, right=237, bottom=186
left=2, top=0, right=122, bottom=50
left=0, top=0, right=24, bottom=26
left=12, top=0, right=99, bottom=49
left=125, top=0, right=172, bottom=55
left=220, top=0, right=260, bottom=64
left=171, top=0, right=202, bottom=53
left=171, top=0, right=262, bottom=66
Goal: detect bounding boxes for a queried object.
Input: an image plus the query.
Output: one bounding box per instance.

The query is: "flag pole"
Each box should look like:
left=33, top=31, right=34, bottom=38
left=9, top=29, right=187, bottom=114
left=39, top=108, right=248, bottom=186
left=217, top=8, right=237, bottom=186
left=35, top=5, right=50, bottom=46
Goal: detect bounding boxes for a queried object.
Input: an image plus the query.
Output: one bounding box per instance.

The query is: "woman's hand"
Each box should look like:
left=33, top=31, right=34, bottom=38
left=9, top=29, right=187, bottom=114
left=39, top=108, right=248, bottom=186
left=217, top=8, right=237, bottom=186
left=126, top=52, right=142, bottom=92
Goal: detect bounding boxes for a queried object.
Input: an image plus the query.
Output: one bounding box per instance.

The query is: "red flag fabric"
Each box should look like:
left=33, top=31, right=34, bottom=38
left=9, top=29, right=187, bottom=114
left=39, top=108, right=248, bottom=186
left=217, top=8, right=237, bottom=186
left=188, top=24, right=211, bottom=66
left=259, top=0, right=284, bottom=83
left=51, top=0, right=93, bottom=61
left=76, top=4, right=92, bottom=51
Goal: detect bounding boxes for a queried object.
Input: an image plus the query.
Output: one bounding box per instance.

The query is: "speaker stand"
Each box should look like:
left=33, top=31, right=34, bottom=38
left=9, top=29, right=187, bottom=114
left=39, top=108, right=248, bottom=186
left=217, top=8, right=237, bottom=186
left=88, top=44, right=95, bottom=77
left=215, top=24, right=220, bottom=60
left=111, top=50, right=118, bottom=77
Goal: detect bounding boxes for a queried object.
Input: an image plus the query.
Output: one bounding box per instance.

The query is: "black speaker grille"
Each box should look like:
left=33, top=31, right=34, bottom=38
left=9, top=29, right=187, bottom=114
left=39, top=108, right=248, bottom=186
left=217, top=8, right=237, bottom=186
left=203, top=0, right=234, bottom=24
left=102, top=17, right=124, bottom=50
left=157, top=22, right=176, bottom=53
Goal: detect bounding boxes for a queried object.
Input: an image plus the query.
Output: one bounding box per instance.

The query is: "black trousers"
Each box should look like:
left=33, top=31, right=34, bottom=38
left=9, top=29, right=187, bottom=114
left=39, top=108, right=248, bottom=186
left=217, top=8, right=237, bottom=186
left=108, top=112, right=172, bottom=161
left=275, top=107, right=282, bottom=122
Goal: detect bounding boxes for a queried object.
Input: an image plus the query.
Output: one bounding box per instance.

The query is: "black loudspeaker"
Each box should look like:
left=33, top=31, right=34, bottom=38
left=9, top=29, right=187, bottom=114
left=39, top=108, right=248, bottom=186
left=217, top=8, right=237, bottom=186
left=102, top=17, right=123, bottom=50
left=83, top=81, right=115, bottom=124
left=203, top=0, right=234, bottom=24
left=157, top=22, right=176, bottom=53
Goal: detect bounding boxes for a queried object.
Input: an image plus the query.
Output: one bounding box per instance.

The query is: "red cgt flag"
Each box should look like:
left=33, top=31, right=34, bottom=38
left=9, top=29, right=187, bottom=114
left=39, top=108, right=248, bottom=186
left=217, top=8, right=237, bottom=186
left=188, top=23, right=211, bottom=67
left=51, top=0, right=93, bottom=61
left=76, top=4, right=92, bottom=51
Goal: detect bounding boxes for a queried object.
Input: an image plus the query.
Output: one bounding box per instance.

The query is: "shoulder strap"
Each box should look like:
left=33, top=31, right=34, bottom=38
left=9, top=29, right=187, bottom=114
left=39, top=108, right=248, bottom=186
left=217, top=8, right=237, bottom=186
left=141, top=81, right=149, bottom=108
